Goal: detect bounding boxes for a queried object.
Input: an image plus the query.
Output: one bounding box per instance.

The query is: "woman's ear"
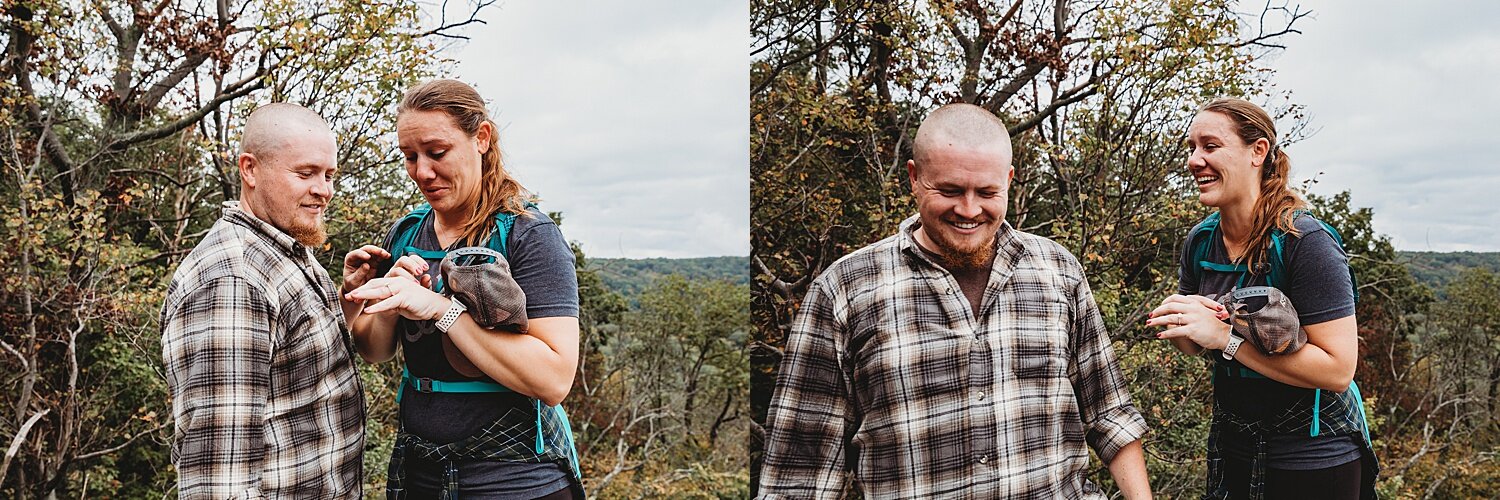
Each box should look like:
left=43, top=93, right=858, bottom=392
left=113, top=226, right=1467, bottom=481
left=475, top=120, right=493, bottom=155
left=1252, top=137, right=1270, bottom=168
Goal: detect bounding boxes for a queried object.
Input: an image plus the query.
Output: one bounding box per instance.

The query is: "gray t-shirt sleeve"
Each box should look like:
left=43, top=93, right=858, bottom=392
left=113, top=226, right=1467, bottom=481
left=1282, top=217, right=1357, bottom=325
left=1178, top=230, right=1201, bottom=295
left=509, top=210, right=580, bottom=319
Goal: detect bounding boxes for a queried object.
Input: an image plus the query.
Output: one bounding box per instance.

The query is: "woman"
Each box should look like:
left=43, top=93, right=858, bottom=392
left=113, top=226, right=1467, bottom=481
left=341, top=79, right=582, bottom=499
left=1148, top=98, right=1375, bottom=500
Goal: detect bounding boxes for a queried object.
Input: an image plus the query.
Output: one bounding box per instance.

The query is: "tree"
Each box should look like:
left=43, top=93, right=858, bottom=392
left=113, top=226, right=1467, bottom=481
left=0, top=1, right=493, bottom=496
left=583, top=275, right=750, bottom=498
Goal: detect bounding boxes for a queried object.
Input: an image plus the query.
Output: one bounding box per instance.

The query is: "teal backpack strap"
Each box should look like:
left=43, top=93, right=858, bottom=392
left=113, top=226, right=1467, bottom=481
left=383, top=204, right=435, bottom=273
left=1189, top=212, right=1260, bottom=288
left=484, top=201, right=535, bottom=258
left=487, top=210, right=519, bottom=258
left=397, top=366, right=512, bottom=403
left=1267, top=228, right=1288, bottom=289
left=1188, top=212, right=1223, bottom=283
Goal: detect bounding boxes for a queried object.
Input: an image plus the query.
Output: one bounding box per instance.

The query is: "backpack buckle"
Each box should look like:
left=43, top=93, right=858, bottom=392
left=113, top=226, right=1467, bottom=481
left=412, top=377, right=434, bottom=393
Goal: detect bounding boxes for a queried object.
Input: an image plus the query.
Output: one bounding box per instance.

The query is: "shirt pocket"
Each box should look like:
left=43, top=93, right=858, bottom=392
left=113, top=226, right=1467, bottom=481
left=278, top=291, right=344, bottom=382
left=1009, top=297, right=1070, bottom=380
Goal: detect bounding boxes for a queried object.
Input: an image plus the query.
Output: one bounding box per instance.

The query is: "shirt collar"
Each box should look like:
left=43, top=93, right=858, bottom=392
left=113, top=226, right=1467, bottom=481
left=221, top=201, right=310, bottom=260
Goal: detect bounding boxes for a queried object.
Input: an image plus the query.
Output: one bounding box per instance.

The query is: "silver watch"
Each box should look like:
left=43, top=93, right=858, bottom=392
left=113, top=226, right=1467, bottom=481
left=1222, top=334, right=1245, bottom=360
left=435, top=297, right=468, bottom=333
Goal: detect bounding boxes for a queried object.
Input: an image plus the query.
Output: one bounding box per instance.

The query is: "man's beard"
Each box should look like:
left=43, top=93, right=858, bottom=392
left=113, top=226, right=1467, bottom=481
left=285, top=218, right=327, bottom=248
left=929, top=229, right=996, bottom=271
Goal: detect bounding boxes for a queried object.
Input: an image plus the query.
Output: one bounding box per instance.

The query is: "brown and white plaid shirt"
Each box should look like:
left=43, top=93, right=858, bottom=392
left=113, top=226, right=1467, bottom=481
left=161, top=202, right=364, bottom=499
left=760, top=216, right=1148, bottom=499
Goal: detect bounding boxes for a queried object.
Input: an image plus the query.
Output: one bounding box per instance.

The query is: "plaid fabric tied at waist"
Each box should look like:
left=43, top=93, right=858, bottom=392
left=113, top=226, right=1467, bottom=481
left=386, top=398, right=580, bottom=499
left=1203, top=366, right=1377, bottom=500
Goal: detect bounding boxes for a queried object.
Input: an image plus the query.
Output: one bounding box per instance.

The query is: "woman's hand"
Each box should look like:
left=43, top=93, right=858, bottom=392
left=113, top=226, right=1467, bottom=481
left=383, top=254, right=433, bottom=289
left=1148, top=294, right=1231, bottom=350
left=345, top=276, right=451, bottom=321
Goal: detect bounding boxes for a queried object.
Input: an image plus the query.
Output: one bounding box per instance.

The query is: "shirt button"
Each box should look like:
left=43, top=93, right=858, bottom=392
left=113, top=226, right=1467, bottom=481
left=977, top=454, right=989, bottom=464
left=976, top=391, right=985, bottom=401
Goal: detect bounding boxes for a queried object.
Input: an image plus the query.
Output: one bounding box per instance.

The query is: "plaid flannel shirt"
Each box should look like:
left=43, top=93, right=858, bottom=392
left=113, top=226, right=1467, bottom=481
left=161, top=202, right=365, bottom=499
left=759, top=216, right=1148, bottom=499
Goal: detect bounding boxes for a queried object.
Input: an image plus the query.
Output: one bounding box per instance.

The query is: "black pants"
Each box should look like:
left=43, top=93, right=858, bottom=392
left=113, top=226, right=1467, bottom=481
left=1221, top=455, right=1364, bottom=500
left=401, top=456, right=582, bottom=500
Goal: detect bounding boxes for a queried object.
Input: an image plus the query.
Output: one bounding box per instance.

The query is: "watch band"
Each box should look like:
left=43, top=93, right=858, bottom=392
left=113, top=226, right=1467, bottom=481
left=435, top=297, right=468, bottom=333
left=1222, top=334, right=1245, bottom=360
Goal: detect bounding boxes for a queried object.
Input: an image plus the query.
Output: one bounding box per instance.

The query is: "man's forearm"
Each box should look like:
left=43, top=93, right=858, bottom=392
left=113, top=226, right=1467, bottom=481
left=1107, top=439, right=1151, bottom=500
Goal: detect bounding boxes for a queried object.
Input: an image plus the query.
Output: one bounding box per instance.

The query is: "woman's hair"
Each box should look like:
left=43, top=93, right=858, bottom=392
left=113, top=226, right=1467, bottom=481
left=1199, top=97, right=1307, bottom=269
left=398, top=79, right=531, bottom=246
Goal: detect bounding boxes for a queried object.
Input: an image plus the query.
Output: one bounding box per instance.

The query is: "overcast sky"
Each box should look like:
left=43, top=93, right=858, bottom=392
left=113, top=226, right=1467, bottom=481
left=432, top=1, right=1500, bottom=255
left=445, top=1, right=748, bottom=258
left=1269, top=0, right=1500, bottom=251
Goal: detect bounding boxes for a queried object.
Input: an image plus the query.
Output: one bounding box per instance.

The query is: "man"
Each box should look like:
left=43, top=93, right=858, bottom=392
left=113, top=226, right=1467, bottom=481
left=161, top=103, right=364, bottom=498
left=759, top=103, right=1151, bottom=499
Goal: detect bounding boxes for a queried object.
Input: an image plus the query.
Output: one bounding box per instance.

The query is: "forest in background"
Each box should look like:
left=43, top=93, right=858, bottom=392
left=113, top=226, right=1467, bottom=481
left=1400, top=251, right=1500, bottom=292
left=592, top=256, right=749, bottom=299
left=751, top=1, right=1499, bottom=498
left=0, top=1, right=747, bottom=497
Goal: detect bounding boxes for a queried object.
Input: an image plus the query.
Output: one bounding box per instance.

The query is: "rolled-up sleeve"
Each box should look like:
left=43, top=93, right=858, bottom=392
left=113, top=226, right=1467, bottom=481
left=1067, top=274, right=1149, bottom=464
left=162, top=277, right=273, bottom=499
left=758, top=280, right=854, bottom=499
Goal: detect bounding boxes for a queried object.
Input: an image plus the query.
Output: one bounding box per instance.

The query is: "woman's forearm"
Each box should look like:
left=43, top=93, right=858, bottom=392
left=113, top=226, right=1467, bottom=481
left=1228, top=316, right=1358, bottom=391
left=444, top=315, right=580, bottom=406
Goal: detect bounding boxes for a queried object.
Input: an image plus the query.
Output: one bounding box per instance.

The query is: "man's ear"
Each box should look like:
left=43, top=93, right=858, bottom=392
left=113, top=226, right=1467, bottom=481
left=238, top=153, right=258, bottom=189
left=907, top=159, right=918, bottom=189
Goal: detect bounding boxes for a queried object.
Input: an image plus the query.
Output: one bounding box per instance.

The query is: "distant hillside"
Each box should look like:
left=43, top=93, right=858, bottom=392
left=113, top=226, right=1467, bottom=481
left=1400, top=251, right=1500, bottom=289
left=588, top=256, right=748, bottom=297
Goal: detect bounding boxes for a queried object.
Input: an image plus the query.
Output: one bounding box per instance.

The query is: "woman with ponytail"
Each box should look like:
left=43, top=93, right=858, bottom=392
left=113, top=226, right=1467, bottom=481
left=342, top=79, right=583, bottom=499
left=1147, top=98, right=1375, bottom=499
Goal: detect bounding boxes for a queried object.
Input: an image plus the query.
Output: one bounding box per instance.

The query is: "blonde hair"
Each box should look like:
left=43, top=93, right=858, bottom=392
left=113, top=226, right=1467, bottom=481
left=398, top=79, right=531, bottom=246
left=1199, top=97, right=1307, bottom=269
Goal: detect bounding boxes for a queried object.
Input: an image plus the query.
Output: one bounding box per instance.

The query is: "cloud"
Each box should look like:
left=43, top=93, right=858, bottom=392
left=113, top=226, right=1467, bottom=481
left=449, top=1, right=749, bottom=258
left=1271, top=0, right=1500, bottom=251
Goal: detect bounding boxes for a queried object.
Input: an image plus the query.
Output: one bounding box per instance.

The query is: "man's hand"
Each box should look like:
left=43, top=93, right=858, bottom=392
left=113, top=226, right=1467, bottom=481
left=341, top=245, right=391, bottom=295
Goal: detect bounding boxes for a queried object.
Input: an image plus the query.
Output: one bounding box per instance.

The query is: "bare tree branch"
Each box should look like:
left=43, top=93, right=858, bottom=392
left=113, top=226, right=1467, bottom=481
left=73, top=421, right=170, bottom=462
left=0, top=409, right=51, bottom=487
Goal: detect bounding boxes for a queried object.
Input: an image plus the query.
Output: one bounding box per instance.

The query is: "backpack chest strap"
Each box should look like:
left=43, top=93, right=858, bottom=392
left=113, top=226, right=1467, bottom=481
left=400, top=366, right=513, bottom=397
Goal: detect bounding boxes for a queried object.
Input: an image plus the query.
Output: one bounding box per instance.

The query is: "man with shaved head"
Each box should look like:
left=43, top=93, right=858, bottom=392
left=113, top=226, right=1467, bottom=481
left=761, top=104, right=1152, bottom=498
left=161, top=103, right=365, bottom=498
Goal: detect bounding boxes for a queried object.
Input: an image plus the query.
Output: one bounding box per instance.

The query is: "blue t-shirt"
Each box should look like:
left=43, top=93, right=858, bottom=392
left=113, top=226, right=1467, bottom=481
left=381, top=206, right=580, bottom=497
left=1178, top=214, right=1361, bottom=470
